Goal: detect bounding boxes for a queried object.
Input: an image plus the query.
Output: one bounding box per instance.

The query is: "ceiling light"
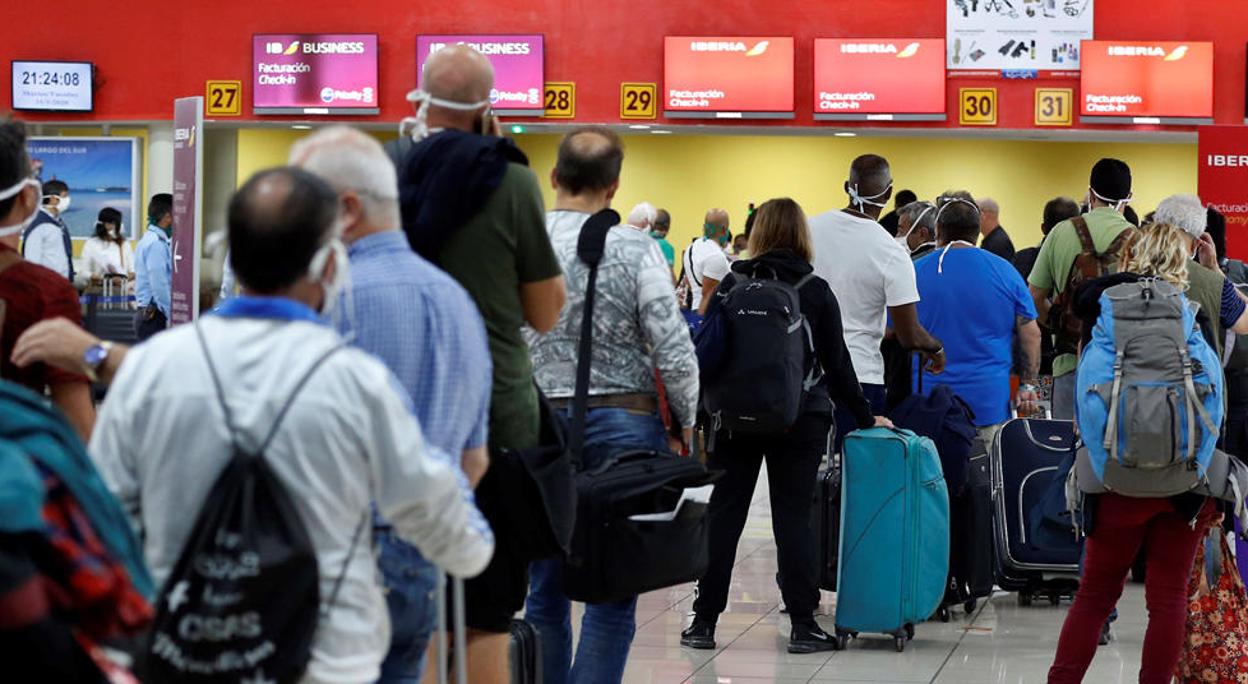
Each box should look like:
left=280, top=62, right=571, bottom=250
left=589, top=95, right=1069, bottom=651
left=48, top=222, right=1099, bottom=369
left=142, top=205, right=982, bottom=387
left=834, top=131, right=856, bottom=137
left=628, top=124, right=652, bottom=130
left=650, top=129, right=673, bottom=135
left=291, top=124, right=312, bottom=130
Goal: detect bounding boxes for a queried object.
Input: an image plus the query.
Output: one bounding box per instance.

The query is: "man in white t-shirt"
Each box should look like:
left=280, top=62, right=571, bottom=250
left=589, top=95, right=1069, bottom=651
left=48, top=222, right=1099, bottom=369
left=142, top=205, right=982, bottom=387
left=808, top=154, right=945, bottom=451
left=680, top=208, right=732, bottom=314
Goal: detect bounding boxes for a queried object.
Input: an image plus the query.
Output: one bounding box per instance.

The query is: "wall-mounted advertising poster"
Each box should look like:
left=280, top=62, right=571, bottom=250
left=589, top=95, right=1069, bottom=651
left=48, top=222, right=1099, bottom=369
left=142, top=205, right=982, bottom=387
left=946, top=0, right=1093, bottom=72
left=26, top=137, right=141, bottom=240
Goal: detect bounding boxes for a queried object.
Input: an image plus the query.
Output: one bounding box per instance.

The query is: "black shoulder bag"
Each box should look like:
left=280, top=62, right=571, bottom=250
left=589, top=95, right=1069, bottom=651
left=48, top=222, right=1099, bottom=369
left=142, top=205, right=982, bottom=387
left=561, top=209, right=719, bottom=604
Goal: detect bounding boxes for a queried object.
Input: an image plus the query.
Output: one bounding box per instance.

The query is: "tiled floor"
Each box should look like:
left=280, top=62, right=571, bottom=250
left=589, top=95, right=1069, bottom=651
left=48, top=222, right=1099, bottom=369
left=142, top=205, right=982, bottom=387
left=604, top=473, right=1149, bottom=684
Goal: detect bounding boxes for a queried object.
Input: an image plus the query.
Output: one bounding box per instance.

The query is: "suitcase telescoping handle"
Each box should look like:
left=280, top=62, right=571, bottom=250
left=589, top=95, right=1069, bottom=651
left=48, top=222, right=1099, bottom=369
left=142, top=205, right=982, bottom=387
left=434, top=576, right=469, bottom=684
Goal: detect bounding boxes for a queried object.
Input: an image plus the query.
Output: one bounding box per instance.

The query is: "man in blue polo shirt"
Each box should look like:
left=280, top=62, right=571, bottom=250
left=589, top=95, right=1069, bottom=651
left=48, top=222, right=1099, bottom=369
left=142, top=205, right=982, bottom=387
left=912, top=191, right=1041, bottom=441
left=134, top=193, right=173, bottom=341
left=290, top=126, right=493, bottom=683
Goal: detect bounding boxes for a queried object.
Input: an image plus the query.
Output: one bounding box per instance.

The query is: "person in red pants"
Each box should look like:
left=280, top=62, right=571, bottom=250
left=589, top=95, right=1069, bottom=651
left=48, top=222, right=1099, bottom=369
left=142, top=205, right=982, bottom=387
left=1048, top=494, right=1217, bottom=683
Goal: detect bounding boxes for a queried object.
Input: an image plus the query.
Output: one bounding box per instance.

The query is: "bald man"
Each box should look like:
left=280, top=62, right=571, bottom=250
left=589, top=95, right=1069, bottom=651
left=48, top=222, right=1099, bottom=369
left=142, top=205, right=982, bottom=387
left=808, top=154, right=945, bottom=452
left=680, top=208, right=732, bottom=315
left=978, top=197, right=1015, bottom=262
left=397, top=43, right=567, bottom=684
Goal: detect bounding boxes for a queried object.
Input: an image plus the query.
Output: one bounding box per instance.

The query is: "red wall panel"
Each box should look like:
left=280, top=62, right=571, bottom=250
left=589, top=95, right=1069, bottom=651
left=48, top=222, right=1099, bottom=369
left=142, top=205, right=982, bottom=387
left=2, top=0, right=1243, bottom=129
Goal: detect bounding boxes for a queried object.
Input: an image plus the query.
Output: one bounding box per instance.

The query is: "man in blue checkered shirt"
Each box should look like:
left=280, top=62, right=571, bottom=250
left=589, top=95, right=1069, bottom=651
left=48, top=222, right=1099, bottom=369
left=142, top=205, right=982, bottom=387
left=291, top=127, right=493, bottom=684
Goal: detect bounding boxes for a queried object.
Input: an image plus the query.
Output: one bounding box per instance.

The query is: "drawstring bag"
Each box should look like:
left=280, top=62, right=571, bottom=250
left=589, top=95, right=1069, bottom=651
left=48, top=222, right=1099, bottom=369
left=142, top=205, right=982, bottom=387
left=1175, top=528, right=1248, bottom=683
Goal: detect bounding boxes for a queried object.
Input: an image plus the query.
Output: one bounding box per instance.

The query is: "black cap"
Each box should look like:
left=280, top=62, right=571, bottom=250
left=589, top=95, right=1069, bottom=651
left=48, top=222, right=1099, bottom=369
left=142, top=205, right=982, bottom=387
left=1089, top=158, right=1132, bottom=203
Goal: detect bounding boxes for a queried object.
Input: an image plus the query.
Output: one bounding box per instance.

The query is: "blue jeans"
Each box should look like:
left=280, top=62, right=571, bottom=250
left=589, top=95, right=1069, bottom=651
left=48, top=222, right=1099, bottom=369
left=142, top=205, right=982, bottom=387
left=526, top=408, right=668, bottom=684
left=833, top=383, right=886, bottom=454
left=376, top=529, right=440, bottom=684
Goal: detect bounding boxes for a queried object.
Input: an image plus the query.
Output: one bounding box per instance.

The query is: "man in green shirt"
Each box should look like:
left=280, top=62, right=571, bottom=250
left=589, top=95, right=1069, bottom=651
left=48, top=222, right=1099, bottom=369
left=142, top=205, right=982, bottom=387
left=1028, top=158, right=1135, bottom=419
left=651, top=208, right=676, bottom=269
left=398, top=44, right=566, bottom=682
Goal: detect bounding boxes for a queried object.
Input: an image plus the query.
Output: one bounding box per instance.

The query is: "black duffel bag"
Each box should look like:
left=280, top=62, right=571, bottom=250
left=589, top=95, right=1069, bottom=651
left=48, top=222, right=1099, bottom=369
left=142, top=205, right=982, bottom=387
left=559, top=209, right=717, bottom=605
left=478, top=388, right=576, bottom=562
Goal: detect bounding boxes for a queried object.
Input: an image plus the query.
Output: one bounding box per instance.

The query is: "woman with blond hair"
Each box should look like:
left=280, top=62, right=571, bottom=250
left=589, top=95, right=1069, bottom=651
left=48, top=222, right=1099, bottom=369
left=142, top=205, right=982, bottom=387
left=1048, top=200, right=1248, bottom=683
left=681, top=198, right=891, bottom=655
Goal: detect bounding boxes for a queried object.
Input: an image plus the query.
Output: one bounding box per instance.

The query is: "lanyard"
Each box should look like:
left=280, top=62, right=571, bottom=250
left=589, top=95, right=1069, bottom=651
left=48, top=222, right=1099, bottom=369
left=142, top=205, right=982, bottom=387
left=214, top=295, right=324, bottom=325
left=937, top=241, right=977, bottom=274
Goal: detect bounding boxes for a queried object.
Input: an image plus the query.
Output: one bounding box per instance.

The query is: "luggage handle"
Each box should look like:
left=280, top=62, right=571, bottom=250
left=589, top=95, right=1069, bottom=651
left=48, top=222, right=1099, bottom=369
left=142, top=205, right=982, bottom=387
left=434, top=575, right=468, bottom=684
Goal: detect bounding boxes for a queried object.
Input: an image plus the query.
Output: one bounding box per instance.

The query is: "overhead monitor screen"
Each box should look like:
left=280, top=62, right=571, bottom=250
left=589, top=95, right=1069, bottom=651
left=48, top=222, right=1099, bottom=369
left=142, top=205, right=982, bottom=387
left=1080, top=41, right=1214, bottom=124
left=252, top=34, right=379, bottom=115
left=664, top=36, right=795, bottom=119
left=416, top=35, right=544, bottom=115
left=814, top=39, right=945, bottom=121
left=11, top=60, right=93, bottom=112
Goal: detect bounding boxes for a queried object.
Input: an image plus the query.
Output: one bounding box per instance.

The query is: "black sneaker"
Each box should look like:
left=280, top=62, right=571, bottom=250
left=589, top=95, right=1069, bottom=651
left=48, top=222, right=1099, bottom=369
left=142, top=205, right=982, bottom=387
left=789, top=621, right=838, bottom=654
left=1098, top=622, right=1113, bottom=646
left=681, top=619, right=717, bottom=650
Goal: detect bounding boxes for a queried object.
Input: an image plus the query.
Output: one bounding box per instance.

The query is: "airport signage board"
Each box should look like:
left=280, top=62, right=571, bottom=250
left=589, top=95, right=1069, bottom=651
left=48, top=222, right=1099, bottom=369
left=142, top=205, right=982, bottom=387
left=417, top=35, right=545, bottom=115
left=1079, top=41, right=1213, bottom=124
left=11, top=60, right=93, bottom=112
left=171, top=97, right=203, bottom=326
left=252, top=34, right=379, bottom=115
left=814, top=39, right=945, bottom=121
left=663, top=36, right=795, bottom=119
left=1199, top=126, right=1248, bottom=261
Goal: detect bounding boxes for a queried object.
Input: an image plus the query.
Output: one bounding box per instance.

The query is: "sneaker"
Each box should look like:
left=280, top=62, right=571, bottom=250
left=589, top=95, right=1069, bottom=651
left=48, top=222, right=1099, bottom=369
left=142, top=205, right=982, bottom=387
left=681, top=619, right=716, bottom=650
left=789, top=621, right=838, bottom=654
left=1098, top=622, right=1113, bottom=646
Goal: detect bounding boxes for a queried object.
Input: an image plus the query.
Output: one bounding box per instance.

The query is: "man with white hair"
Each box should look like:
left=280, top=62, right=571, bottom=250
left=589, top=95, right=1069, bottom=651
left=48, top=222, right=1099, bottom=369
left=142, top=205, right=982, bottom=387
left=290, top=126, right=494, bottom=683
left=978, top=197, right=1015, bottom=262
left=627, top=201, right=657, bottom=232
left=1154, top=193, right=1248, bottom=360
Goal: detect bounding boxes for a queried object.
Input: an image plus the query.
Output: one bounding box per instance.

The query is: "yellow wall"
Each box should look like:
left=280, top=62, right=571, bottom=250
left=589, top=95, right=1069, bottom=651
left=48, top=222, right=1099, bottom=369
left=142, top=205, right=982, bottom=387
left=233, top=128, right=1196, bottom=253
left=515, top=134, right=1197, bottom=253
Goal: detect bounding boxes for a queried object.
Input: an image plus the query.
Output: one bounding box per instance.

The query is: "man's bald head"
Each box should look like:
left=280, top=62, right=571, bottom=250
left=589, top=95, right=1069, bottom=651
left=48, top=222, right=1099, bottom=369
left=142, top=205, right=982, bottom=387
left=553, top=127, right=624, bottom=198
left=423, top=45, right=494, bottom=106
left=705, top=208, right=730, bottom=230
left=228, top=167, right=338, bottom=294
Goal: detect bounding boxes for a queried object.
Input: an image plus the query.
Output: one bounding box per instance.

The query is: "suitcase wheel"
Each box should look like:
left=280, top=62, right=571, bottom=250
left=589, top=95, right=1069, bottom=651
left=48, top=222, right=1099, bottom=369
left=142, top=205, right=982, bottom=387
left=894, top=636, right=906, bottom=652
left=904, top=623, right=915, bottom=640
left=937, top=606, right=951, bottom=623
left=834, top=629, right=855, bottom=651
left=964, top=598, right=978, bottom=614
left=1018, top=592, right=1033, bottom=607
left=1048, top=593, right=1061, bottom=606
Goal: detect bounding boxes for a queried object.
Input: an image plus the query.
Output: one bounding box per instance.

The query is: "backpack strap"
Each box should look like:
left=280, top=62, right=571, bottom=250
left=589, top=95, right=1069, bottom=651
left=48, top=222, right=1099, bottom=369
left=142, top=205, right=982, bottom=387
left=1105, top=226, right=1136, bottom=259
left=1070, top=216, right=1095, bottom=255
left=567, top=208, right=622, bottom=468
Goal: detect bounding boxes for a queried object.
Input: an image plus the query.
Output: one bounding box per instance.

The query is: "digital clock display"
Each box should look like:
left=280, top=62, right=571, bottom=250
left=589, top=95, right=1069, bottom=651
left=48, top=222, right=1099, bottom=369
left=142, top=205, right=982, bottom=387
left=11, top=61, right=93, bottom=112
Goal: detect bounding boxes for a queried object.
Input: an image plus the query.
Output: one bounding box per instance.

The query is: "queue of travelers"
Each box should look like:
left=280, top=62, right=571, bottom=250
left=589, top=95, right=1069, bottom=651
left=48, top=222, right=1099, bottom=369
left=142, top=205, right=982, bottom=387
left=4, top=43, right=1248, bottom=684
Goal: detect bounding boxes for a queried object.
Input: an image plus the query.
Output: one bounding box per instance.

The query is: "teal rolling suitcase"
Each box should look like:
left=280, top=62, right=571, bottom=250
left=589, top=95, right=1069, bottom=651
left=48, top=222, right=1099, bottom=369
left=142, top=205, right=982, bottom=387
left=834, top=428, right=950, bottom=652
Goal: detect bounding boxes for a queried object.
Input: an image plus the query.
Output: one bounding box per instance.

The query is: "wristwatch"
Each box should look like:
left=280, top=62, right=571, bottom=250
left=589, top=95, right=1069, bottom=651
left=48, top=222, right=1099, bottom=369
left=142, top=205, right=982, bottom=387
left=83, top=341, right=114, bottom=383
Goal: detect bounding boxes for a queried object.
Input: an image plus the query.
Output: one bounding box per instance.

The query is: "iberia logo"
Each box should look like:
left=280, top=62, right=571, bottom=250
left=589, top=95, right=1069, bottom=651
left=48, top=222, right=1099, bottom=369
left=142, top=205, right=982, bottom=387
left=690, top=40, right=770, bottom=56
left=265, top=40, right=301, bottom=56
left=838, top=42, right=921, bottom=58
left=1107, top=44, right=1188, bottom=60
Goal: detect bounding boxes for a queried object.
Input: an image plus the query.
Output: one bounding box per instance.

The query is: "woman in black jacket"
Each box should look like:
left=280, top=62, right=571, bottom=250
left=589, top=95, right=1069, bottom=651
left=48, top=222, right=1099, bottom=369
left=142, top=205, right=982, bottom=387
left=682, top=198, right=890, bottom=654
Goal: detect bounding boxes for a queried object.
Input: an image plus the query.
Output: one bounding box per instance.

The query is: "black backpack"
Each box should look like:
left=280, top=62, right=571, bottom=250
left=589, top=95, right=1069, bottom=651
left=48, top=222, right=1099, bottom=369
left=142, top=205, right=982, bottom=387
left=702, top=268, right=819, bottom=434
left=144, top=324, right=365, bottom=684
left=889, top=373, right=978, bottom=496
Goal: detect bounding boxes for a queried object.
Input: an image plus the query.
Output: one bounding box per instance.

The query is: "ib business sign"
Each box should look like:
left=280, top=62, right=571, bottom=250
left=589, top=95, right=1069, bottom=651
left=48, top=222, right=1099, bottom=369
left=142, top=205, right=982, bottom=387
left=252, top=33, right=379, bottom=115
left=1199, top=126, right=1248, bottom=261
left=416, top=35, right=544, bottom=115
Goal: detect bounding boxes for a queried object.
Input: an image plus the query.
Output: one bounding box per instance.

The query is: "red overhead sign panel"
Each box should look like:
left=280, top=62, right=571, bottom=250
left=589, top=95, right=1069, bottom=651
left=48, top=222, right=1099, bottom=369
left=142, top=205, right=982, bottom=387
left=814, top=39, right=945, bottom=121
left=1080, top=41, right=1214, bottom=123
left=664, top=36, right=794, bottom=118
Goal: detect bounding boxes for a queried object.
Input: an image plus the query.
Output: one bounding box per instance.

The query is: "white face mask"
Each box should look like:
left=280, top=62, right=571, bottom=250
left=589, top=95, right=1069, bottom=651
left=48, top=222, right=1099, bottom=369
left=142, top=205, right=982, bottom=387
left=848, top=181, right=893, bottom=211
left=307, top=220, right=356, bottom=339
left=402, top=89, right=492, bottom=142
left=895, top=205, right=935, bottom=252
left=0, top=178, right=41, bottom=238
left=44, top=193, right=70, bottom=213
left=1089, top=187, right=1132, bottom=212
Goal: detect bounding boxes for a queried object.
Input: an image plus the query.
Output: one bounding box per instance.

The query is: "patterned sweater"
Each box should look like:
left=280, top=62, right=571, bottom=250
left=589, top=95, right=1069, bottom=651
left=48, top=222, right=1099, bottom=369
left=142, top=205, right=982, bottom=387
left=528, top=210, right=700, bottom=427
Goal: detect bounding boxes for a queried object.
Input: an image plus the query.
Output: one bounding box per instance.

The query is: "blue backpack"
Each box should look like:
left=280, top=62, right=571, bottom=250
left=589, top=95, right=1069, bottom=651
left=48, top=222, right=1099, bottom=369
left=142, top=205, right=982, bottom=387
left=1076, top=278, right=1223, bottom=497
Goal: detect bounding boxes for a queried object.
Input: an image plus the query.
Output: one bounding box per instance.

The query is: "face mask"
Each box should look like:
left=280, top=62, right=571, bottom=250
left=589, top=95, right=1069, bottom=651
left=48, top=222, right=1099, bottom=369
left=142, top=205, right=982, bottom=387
left=895, top=205, right=935, bottom=253
left=402, top=89, right=492, bottom=142
left=0, top=178, right=41, bottom=238
left=704, top=223, right=730, bottom=247
left=1089, top=187, right=1132, bottom=212
left=848, top=181, right=893, bottom=211
left=45, top=194, right=70, bottom=213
